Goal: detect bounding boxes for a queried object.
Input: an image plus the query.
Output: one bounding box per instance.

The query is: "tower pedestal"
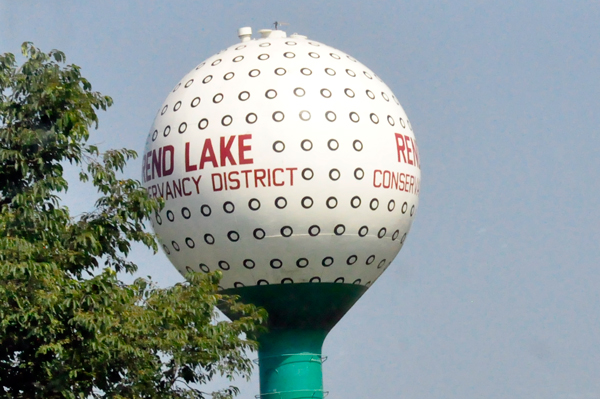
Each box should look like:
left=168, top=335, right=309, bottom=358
left=258, top=329, right=327, bottom=399
left=221, top=283, right=367, bottom=398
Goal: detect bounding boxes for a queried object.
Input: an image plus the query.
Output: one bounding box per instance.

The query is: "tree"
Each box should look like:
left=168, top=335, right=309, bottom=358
left=0, top=43, right=265, bottom=399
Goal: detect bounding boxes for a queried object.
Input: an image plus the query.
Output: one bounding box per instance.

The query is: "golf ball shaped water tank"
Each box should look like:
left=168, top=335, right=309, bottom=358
left=142, top=28, right=421, bottom=290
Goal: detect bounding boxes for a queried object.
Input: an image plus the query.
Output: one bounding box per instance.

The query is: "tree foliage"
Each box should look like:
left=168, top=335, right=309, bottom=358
left=0, top=43, right=265, bottom=398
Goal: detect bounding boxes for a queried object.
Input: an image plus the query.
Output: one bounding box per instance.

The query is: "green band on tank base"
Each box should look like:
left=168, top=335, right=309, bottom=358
left=221, top=283, right=368, bottom=330
left=220, top=283, right=368, bottom=398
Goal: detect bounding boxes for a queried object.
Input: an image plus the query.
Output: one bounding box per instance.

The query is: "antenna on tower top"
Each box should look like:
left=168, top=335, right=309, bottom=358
left=273, top=21, right=289, bottom=30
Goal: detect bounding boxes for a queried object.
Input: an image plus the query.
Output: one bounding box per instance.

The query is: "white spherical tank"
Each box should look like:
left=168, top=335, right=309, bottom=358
left=142, top=29, right=421, bottom=291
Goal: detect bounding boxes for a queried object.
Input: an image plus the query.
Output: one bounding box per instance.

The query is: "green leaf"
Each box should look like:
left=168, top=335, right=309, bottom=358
left=0, top=43, right=265, bottom=398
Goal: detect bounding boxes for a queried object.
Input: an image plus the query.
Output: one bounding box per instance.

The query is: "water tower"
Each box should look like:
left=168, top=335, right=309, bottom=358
left=142, top=26, right=421, bottom=398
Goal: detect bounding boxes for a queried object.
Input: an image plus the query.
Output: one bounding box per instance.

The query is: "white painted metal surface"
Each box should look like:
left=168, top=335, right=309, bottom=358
left=142, top=29, right=421, bottom=289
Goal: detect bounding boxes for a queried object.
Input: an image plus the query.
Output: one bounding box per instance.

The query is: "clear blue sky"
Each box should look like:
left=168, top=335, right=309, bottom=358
left=2, top=1, right=599, bottom=398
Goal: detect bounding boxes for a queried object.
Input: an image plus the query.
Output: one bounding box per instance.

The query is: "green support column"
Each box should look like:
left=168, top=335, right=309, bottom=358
left=220, top=283, right=368, bottom=399
left=258, top=329, right=328, bottom=399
